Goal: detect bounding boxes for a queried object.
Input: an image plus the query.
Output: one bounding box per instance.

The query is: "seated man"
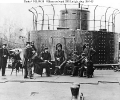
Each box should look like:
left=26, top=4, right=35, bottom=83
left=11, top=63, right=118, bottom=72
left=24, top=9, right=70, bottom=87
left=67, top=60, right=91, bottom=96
left=54, top=43, right=65, bottom=75
left=71, top=53, right=87, bottom=76
left=33, top=54, right=43, bottom=76
left=63, top=51, right=79, bottom=75
left=39, top=47, right=51, bottom=77
left=78, top=61, right=87, bottom=77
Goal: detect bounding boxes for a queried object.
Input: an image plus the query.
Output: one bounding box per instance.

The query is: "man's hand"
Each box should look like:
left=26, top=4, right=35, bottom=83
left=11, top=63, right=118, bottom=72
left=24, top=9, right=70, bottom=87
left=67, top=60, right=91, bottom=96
left=41, top=57, right=43, bottom=60
left=44, top=60, right=48, bottom=62
left=56, top=58, right=60, bottom=61
left=3, top=55, right=6, bottom=57
left=32, top=50, right=35, bottom=54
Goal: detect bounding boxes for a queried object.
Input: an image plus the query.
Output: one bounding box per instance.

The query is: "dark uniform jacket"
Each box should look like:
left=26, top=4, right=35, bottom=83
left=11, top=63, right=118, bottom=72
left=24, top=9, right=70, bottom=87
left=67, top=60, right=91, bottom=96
left=0, top=48, right=9, bottom=58
left=83, top=47, right=96, bottom=61
left=0, top=48, right=9, bottom=68
left=83, top=47, right=89, bottom=57
left=54, top=50, right=65, bottom=66
left=41, top=51, right=51, bottom=61
left=74, top=56, right=87, bottom=66
left=88, top=48, right=96, bottom=61
left=23, top=46, right=34, bottom=68
left=31, top=45, right=37, bottom=51
left=24, top=47, right=34, bottom=59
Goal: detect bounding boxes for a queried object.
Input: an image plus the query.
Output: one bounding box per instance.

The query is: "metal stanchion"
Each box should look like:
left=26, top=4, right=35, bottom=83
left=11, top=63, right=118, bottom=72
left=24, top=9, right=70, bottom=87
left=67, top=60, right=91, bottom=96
left=70, top=83, right=80, bottom=100
left=80, top=93, right=84, bottom=100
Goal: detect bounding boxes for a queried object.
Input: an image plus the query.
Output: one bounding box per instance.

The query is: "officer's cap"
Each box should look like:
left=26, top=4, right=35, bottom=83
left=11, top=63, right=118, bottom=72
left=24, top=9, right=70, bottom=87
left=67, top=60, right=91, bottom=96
left=44, top=47, right=48, bottom=50
left=81, top=53, right=86, bottom=56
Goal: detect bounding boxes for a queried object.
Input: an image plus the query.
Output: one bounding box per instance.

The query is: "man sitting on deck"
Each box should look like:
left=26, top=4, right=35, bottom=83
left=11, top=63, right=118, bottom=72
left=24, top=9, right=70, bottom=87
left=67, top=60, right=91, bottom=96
left=71, top=53, right=87, bottom=77
left=54, top=43, right=65, bottom=75
left=40, top=47, right=51, bottom=76
left=34, top=47, right=51, bottom=77
left=63, top=51, right=79, bottom=75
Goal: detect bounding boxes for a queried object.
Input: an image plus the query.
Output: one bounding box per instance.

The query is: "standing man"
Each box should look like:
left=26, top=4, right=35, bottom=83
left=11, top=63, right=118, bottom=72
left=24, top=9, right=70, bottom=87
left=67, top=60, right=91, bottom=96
left=40, top=47, right=51, bottom=76
left=88, top=46, right=96, bottom=61
left=82, top=44, right=96, bottom=61
left=87, top=46, right=96, bottom=78
left=31, top=41, right=37, bottom=75
left=82, top=43, right=87, bottom=51
left=82, top=43, right=89, bottom=57
left=31, top=41, right=37, bottom=51
left=0, top=44, right=9, bottom=76
left=54, top=43, right=65, bottom=75
left=82, top=44, right=96, bottom=78
left=23, top=42, right=35, bottom=79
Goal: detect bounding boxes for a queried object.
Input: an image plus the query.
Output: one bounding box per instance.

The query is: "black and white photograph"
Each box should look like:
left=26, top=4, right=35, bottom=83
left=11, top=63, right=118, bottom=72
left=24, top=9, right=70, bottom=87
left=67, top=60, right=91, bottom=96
left=0, top=0, right=120, bottom=100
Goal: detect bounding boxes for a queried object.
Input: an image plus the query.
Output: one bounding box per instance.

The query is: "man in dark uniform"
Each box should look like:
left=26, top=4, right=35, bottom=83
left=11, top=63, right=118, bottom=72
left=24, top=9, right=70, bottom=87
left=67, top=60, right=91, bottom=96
left=54, top=43, right=65, bottom=75
left=31, top=41, right=37, bottom=51
left=40, top=47, right=51, bottom=76
left=88, top=46, right=96, bottom=61
left=82, top=43, right=89, bottom=57
left=0, top=44, right=9, bottom=76
left=71, top=53, right=87, bottom=76
left=82, top=44, right=96, bottom=78
left=23, top=42, right=35, bottom=79
left=63, top=51, right=79, bottom=75
left=87, top=46, right=96, bottom=78
left=82, top=43, right=87, bottom=51
left=31, top=41, right=37, bottom=75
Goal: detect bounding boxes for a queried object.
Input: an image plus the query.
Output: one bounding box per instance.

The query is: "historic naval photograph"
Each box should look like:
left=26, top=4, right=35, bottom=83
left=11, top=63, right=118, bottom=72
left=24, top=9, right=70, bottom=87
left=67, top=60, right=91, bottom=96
left=0, top=0, right=120, bottom=100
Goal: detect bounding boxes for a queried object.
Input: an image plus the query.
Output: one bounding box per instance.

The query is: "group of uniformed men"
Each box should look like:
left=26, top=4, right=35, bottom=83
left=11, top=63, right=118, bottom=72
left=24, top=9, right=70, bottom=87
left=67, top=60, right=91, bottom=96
left=22, top=41, right=96, bottom=79
left=0, top=41, right=96, bottom=79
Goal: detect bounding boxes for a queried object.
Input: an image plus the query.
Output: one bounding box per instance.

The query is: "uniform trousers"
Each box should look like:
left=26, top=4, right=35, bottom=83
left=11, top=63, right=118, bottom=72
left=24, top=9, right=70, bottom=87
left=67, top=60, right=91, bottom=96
left=24, top=60, right=33, bottom=78
left=1, top=57, right=7, bottom=76
left=40, top=62, right=50, bottom=76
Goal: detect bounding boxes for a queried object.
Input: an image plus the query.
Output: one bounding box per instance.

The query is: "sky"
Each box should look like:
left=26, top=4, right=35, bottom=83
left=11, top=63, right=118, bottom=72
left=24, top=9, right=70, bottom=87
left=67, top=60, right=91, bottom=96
left=0, top=0, right=120, bottom=35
